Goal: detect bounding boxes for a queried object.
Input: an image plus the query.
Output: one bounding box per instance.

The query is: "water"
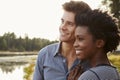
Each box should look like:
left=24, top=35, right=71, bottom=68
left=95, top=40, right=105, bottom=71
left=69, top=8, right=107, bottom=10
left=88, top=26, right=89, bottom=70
left=0, top=52, right=37, bottom=80
left=0, top=65, right=25, bottom=80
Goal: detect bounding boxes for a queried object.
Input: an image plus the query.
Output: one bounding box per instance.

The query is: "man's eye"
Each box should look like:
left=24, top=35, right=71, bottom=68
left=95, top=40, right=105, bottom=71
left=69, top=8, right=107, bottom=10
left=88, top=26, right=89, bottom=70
left=61, top=19, right=64, bottom=24
left=68, top=22, right=73, bottom=25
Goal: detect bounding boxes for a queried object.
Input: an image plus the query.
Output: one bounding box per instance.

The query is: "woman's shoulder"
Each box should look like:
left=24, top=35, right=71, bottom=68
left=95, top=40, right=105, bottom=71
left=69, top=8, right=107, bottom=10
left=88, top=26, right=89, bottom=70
left=78, top=65, right=120, bottom=80
left=91, top=65, right=115, bottom=70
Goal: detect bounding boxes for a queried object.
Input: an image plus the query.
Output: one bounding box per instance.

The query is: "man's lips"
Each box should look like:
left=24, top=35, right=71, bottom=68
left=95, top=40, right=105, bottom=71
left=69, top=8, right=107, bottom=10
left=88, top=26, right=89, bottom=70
left=60, top=32, right=69, bottom=36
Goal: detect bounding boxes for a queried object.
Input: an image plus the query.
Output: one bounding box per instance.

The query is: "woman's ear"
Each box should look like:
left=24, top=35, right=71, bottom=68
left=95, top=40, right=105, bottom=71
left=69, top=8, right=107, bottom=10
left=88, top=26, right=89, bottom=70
left=96, top=39, right=105, bottom=48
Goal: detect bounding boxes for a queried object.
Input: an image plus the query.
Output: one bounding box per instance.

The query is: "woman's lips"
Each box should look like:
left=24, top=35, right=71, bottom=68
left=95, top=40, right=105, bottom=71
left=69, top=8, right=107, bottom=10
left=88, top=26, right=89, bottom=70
left=75, top=50, right=81, bottom=55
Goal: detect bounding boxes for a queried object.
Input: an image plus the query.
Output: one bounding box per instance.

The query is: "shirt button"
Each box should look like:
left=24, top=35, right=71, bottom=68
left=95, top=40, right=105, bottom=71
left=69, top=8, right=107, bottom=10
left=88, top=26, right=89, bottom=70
left=63, top=59, right=66, bottom=63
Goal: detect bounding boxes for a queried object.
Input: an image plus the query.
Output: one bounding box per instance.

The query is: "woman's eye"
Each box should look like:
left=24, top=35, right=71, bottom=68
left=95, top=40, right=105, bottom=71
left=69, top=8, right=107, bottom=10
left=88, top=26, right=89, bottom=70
left=78, top=37, right=84, bottom=41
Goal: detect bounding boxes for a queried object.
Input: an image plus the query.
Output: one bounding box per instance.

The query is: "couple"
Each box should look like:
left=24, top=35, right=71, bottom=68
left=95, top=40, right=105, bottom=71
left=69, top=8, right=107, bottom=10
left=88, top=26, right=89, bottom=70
left=33, top=1, right=120, bottom=80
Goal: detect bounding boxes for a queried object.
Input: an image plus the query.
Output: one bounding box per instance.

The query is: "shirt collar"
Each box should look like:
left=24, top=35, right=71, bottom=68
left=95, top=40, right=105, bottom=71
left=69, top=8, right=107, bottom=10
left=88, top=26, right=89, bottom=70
left=53, top=41, right=62, bottom=57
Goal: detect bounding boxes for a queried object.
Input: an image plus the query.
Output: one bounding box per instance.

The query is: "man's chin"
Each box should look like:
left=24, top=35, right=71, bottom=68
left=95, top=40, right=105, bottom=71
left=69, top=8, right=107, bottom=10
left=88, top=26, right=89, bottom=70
left=59, top=38, right=68, bottom=42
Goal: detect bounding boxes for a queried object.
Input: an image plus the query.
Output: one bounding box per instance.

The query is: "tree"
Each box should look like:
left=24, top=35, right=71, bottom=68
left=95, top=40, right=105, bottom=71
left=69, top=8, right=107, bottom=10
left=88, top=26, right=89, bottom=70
left=0, top=37, right=7, bottom=50
left=102, top=0, right=120, bottom=27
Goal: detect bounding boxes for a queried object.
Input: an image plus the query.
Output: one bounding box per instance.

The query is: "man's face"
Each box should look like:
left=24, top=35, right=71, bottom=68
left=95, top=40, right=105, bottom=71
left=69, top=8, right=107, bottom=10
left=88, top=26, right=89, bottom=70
left=59, top=10, right=76, bottom=42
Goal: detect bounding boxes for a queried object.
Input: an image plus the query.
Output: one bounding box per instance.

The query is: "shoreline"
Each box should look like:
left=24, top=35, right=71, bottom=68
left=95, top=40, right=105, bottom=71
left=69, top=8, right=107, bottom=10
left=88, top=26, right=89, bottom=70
left=0, top=51, right=38, bottom=56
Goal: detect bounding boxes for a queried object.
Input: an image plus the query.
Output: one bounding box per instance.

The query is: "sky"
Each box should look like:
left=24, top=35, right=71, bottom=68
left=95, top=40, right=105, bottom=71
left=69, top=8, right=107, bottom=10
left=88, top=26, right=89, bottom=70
left=0, top=0, right=103, bottom=41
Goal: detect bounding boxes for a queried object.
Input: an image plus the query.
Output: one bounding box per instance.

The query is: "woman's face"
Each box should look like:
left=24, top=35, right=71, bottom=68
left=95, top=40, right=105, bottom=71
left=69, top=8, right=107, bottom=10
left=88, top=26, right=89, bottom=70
left=74, top=26, right=98, bottom=60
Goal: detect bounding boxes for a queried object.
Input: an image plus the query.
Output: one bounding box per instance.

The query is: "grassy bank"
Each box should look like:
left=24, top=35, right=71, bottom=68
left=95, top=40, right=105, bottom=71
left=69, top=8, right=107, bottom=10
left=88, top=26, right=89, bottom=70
left=108, top=54, right=120, bottom=72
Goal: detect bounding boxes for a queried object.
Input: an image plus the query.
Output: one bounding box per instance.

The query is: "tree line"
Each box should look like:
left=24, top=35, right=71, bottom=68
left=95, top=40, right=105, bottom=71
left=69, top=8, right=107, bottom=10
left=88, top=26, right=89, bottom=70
left=1, top=0, right=119, bottom=52
left=0, top=32, right=58, bottom=52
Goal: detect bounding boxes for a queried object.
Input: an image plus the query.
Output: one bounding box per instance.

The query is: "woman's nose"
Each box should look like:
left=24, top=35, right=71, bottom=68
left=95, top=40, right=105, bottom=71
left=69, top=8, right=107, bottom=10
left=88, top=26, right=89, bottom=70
left=74, top=40, right=78, bottom=48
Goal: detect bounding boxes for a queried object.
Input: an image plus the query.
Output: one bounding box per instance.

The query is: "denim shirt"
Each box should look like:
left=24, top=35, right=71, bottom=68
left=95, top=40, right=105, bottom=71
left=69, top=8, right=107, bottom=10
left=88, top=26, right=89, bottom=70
left=33, top=42, right=80, bottom=80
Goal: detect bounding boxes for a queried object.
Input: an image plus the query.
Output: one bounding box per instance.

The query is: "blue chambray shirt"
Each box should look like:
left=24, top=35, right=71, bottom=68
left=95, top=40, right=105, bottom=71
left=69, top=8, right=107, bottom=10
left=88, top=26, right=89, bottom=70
left=33, top=42, right=80, bottom=80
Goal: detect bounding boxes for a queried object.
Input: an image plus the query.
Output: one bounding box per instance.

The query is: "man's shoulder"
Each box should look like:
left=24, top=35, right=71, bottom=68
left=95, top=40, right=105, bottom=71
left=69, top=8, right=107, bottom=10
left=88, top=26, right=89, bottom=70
left=46, top=42, right=59, bottom=48
left=38, top=42, right=60, bottom=56
left=43, top=42, right=60, bottom=51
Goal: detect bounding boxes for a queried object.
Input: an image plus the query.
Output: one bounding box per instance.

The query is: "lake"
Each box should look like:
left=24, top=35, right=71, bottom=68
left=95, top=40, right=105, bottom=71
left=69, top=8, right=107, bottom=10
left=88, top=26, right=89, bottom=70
left=0, top=52, right=120, bottom=80
left=0, top=52, right=37, bottom=80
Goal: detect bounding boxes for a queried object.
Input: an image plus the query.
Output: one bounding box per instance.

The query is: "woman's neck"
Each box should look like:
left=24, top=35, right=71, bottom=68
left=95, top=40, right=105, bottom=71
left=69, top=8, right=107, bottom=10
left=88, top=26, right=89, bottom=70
left=90, top=52, right=110, bottom=67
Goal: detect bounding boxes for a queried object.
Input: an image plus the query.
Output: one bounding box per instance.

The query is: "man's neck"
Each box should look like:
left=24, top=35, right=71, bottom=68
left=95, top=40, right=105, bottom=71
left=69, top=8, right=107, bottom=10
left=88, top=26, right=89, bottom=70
left=61, top=42, right=77, bottom=69
left=61, top=42, right=75, bottom=57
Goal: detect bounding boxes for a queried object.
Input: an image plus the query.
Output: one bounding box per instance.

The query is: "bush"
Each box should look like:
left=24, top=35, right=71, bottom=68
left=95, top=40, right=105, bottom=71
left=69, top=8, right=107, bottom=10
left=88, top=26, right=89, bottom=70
left=108, top=54, right=120, bottom=72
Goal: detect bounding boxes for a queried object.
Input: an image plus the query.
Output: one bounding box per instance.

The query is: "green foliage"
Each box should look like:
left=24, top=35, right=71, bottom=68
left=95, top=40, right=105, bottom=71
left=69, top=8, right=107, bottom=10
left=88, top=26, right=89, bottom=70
left=24, top=63, right=35, bottom=80
left=0, top=32, right=58, bottom=51
left=108, top=54, right=120, bottom=72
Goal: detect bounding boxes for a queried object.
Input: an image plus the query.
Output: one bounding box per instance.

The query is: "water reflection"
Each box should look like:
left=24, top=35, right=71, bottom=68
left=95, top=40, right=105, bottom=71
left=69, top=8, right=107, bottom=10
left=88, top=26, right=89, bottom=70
left=0, top=64, right=28, bottom=80
left=0, top=54, right=37, bottom=80
left=0, top=62, right=27, bottom=74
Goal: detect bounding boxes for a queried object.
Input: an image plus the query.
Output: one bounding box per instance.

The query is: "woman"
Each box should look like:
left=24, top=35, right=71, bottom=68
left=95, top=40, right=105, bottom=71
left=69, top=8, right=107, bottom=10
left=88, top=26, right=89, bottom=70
left=74, top=9, right=120, bottom=80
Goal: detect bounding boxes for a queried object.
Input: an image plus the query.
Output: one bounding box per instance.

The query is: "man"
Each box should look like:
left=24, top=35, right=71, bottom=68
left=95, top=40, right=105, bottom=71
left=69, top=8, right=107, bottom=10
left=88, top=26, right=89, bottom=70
left=33, top=1, right=91, bottom=80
